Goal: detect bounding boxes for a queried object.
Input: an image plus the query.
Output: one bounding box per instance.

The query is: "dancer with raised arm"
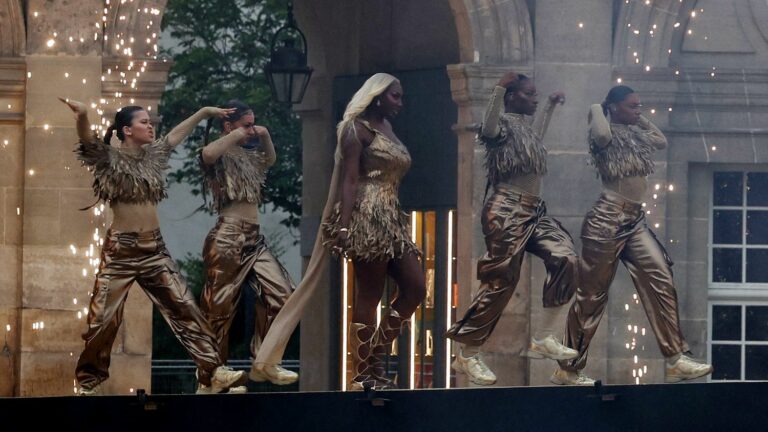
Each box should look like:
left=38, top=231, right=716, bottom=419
left=445, top=71, right=579, bottom=385
left=61, top=98, right=244, bottom=395
left=551, top=85, right=713, bottom=385
left=196, top=100, right=296, bottom=393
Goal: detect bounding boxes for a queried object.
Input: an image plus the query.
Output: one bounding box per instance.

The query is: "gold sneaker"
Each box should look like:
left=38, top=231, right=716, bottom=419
left=196, top=384, right=248, bottom=394
left=77, top=383, right=102, bottom=396
left=550, top=367, right=595, bottom=386
left=451, top=350, right=497, bottom=385
left=211, top=366, right=246, bottom=393
left=249, top=363, right=299, bottom=385
left=665, top=354, right=713, bottom=383
left=524, top=335, right=579, bottom=361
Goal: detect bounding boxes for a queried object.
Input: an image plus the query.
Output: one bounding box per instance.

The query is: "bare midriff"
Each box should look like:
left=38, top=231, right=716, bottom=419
left=110, top=202, right=160, bottom=232
left=497, top=173, right=542, bottom=196
left=603, top=175, right=647, bottom=203
left=219, top=200, right=260, bottom=222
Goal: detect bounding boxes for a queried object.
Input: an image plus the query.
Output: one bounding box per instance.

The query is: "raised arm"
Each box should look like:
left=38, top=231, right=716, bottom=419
left=255, top=126, right=276, bottom=167
left=481, top=72, right=521, bottom=139
left=201, top=127, right=249, bottom=165
left=637, top=115, right=667, bottom=149
left=532, top=91, right=565, bottom=139
left=59, top=98, right=95, bottom=142
left=588, top=104, right=612, bottom=149
left=480, top=86, right=506, bottom=139
left=166, top=107, right=236, bottom=148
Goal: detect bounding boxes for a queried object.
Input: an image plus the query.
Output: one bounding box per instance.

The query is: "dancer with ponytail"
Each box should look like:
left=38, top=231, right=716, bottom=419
left=445, top=71, right=579, bottom=386
left=195, top=100, right=296, bottom=393
left=60, top=98, right=245, bottom=395
left=551, top=85, right=712, bottom=385
left=251, top=73, right=425, bottom=390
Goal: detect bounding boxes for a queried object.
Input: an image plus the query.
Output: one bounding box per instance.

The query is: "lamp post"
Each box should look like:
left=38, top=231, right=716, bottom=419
left=265, top=2, right=313, bottom=105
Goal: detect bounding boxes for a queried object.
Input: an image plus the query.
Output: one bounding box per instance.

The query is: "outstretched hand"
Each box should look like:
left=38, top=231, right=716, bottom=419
left=549, top=91, right=566, bottom=105
left=203, top=106, right=237, bottom=118
left=58, top=97, right=88, bottom=118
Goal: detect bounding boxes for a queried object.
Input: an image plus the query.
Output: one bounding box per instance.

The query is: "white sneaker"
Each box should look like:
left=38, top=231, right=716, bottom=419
left=249, top=363, right=299, bottom=385
left=196, top=384, right=248, bottom=394
left=78, top=383, right=101, bottom=396
left=525, top=335, right=578, bottom=361
left=550, top=367, right=595, bottom=386
left=451, top=350, right=497, bottom=385
left=211, top=366, right=245, bottom=393
left=665, top=354, right=713, bottom=383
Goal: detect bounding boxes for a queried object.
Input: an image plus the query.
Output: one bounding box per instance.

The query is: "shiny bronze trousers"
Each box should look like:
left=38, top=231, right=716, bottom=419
left=76, top=229, right=221, bottom=389
left=198, top=216, right=294, bottom=380
left=560, top=191, right=689, bottom=371
left=446, top=186, right=578, bottom=346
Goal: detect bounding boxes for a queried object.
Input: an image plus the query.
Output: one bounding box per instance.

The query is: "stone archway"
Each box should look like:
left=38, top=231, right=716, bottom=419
left=0, top=0, right=25, bottom=56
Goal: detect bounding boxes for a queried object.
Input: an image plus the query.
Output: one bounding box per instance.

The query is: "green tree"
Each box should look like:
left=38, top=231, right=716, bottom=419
left=160, top=0, right=302, bottom=230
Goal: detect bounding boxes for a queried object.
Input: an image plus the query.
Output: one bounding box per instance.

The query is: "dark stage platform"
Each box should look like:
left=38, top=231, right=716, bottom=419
left=3, top=382, right=766, bottom=431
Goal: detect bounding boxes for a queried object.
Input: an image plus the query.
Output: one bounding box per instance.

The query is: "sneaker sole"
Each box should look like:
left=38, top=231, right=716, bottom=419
left=524, top=349, right=578, bottom=361
left=665, top=366, right=713, bottom=383
left=248, top=369, right=299, bottom=385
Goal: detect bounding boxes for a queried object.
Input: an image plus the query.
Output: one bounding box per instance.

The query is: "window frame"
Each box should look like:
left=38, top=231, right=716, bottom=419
left=707, top=300, right=768, bottom=382
left=709, top=170, right=768, bottom=296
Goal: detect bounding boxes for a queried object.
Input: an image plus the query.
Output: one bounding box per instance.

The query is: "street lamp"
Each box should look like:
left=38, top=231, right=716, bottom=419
left=265, top=2, right=313, bottom=105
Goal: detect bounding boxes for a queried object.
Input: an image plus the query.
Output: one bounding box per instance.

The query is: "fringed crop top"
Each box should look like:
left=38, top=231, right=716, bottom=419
left=76, top=134, right=172, bottom=205
left=201, top=146, right=267, bottom=213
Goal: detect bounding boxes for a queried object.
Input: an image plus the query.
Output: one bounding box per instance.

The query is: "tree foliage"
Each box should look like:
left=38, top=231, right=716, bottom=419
left=160, top=0, right=302, bottom=229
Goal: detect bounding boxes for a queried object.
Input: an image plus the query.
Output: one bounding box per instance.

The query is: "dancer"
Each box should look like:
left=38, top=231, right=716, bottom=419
left=196, top=100, right=296, bottom=393
left=445, top=71, right=579, bottom=385
left=249, top=73, right=425, bottom=391
left=323, top=73, right=425, bottom=390
left=61, top=98, right=244, bottom=395
left=552, top=85, right=713, bottom=385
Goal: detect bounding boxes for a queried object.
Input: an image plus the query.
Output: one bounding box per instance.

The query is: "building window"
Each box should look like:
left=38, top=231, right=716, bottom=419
left=710, top=171, right=768, bottom=288
left=709, top=302, right=768, bottom=381
left=708, top=170, right=768, bottom=381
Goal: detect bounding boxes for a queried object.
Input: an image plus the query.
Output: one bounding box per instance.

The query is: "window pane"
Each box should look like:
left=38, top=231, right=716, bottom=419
left=713, top=248, right=742, bottom=283
left=747, top=250, right=768, bottom=283
left=711, top=344, right=741, bottom=380
left=713, top=172, right=743, bottom=206
left=713, top=210, right=743, bottom=245
left=746, top=306, right=768, bottom=341
left=712, top=305, right=742, bottom=341
left=745, top=345, right=768, bottom=380
left=747, top=173, right=768, bottom=207
left=747, top=211, right=768, bottom=245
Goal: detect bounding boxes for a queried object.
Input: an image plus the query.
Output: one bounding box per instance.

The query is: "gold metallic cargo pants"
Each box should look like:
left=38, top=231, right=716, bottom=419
left=76, top=229, right=221, bottom=389
left=446, top=186, right=578, bottom=346
left=560, top=191, right=689, bottom=371
left=199, top=217, right=294, bottom=373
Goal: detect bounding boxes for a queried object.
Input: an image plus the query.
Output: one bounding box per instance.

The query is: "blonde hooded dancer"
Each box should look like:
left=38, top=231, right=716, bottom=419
left=250, top=73, right=426, bottom=390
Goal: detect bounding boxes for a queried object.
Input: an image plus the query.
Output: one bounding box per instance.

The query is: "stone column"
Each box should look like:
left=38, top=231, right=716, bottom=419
left=0, top=57, right=25, bottom=396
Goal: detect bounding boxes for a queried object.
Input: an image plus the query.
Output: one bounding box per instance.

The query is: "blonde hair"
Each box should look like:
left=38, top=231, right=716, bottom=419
left=335, top=73, right=399, bottom=160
